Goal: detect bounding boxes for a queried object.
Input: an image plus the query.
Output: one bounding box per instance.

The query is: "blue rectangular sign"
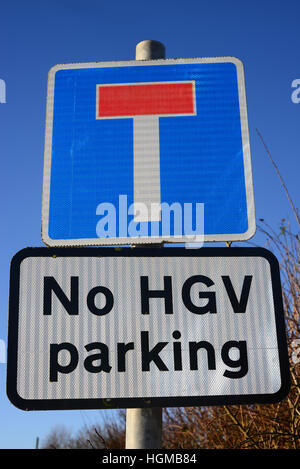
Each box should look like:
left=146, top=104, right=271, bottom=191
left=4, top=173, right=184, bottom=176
left=42, top=57, right=255, bottom=246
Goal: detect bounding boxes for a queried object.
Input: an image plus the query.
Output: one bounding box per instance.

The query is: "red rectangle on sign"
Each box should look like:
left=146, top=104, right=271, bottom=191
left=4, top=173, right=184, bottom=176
left=97, top=82, right=195, bottom=118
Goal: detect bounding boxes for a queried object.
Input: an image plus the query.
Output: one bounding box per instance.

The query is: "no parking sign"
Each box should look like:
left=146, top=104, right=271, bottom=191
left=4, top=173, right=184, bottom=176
left=7, top=247, right=289, bottom=410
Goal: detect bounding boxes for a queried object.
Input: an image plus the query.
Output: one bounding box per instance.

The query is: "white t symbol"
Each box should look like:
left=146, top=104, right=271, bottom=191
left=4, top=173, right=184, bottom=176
left=97, top=81, right=196, bottom=222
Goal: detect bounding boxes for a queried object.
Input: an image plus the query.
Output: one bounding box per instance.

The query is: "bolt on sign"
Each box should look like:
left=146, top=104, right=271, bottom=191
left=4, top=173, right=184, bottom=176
left=41, top=57, right=255, bottom=246
left=7, top=247, right=289, bottom=410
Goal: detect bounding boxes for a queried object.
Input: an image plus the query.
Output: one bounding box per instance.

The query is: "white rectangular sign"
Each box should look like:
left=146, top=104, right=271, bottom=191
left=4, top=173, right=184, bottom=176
left=7, top=247, right=289, bottom=410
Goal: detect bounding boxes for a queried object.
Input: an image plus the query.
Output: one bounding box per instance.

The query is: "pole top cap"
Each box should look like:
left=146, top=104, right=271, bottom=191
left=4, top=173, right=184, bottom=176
left=135, top=40, right=166, bottom=60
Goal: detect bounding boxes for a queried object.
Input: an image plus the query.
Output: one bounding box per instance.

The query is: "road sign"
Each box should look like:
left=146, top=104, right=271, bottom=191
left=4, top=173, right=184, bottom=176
left=41, top=57, right=256, bottom=246
left=7, top=247, right=289, bottom=411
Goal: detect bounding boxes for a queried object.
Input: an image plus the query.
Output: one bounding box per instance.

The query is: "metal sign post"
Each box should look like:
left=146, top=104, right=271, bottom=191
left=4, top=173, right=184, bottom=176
left=126, top=40, right=165, bottom=450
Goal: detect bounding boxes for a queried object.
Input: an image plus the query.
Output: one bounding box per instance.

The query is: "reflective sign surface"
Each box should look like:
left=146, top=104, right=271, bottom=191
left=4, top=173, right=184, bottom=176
left=7, top=247, right=289, bottom=410
left=42, top=57, right=255, bottom=246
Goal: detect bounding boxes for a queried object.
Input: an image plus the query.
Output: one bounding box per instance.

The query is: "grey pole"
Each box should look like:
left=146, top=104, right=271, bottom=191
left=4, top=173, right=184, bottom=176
left=125, top=407, right=162, bottom=449
left=135, top=40, right=166, bottom=61
left=125, top=40, right=165, bottom=450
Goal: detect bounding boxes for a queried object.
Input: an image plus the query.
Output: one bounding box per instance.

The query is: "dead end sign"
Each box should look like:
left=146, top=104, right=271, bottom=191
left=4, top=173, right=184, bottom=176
left=41, top=57, right=256, bottom=246
left=7, top=247, right=290, bottom=411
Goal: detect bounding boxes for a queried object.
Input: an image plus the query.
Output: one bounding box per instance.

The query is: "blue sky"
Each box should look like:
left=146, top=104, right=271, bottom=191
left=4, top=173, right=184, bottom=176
left=0, top=0, right=299, bottom=449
